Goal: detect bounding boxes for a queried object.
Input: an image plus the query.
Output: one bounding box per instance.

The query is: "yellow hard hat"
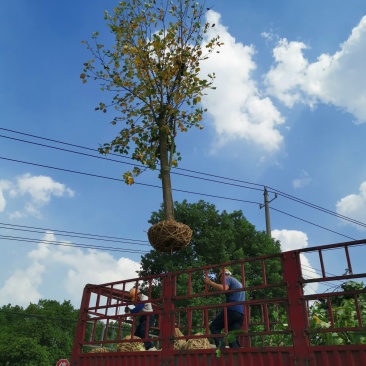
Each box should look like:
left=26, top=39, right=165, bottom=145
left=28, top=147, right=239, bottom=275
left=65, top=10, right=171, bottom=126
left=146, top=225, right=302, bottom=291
left=218, top=268, right=232, bottom=276
left=129, top=287, right=138, bottom=299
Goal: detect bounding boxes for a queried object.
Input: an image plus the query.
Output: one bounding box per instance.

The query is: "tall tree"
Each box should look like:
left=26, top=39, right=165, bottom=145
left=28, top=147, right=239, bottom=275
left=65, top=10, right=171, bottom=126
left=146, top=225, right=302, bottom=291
left=81, top=0, right=222, bottom=251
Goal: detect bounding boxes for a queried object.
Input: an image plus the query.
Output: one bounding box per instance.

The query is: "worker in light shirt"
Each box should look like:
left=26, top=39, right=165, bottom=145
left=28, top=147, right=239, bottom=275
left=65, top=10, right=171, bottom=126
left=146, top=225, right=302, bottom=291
left=125, top=287, right=156, bottom=350
left=203, top=268, right=245, bottom=348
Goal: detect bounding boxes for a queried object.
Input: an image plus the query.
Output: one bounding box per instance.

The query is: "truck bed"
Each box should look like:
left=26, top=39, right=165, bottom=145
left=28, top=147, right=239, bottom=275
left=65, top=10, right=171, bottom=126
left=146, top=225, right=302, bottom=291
left=71, top=239, right=366, bottom=366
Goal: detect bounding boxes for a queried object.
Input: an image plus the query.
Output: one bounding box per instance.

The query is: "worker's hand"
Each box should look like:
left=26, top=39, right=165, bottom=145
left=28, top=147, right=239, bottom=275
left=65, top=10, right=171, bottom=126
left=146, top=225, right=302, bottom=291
left=124, top=306, right=130, bottom=313
left=203, top=276, right=211, bottom=285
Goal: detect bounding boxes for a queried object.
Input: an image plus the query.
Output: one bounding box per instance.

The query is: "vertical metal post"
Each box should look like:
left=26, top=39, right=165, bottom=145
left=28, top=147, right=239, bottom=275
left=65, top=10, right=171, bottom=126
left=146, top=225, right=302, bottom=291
left=282, top=251, right=315, bottom=366
left=160, top=274, right=174, bottom=365
left=264, top=186, right=271, bottom=237
left=71, top=285, right=92, bottom=365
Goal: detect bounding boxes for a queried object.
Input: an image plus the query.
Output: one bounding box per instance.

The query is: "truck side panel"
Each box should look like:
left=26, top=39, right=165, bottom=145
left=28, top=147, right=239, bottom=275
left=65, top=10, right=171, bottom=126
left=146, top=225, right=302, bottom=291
left=71, top=239, right=366, bottom=366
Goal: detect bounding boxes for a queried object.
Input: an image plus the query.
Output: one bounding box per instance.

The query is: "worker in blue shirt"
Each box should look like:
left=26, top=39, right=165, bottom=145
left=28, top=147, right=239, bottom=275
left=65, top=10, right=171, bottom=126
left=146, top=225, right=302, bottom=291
left=203, top=268, right=245, bottom=348
left=125, top=287, right=156, bottom=350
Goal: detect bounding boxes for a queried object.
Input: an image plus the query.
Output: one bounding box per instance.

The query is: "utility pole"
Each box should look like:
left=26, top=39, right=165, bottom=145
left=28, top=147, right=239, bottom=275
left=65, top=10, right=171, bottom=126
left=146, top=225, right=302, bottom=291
left=260, top=186, right=277, bottom=238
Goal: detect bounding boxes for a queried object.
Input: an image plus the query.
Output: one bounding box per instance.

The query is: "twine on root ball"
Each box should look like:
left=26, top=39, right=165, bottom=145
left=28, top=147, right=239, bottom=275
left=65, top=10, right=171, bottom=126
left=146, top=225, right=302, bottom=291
left=147, top=219, right=192, bottom=252
left=174, top=328, right=187, bottom=350
left=117, top=335, right=145, bottom=352
left=89, top=347, right=109, bottom=353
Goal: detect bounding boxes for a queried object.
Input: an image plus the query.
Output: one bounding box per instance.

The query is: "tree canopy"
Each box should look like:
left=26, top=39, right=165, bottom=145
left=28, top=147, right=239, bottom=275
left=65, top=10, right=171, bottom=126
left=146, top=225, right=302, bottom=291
left=0, top=300, right=78, bottom=366
left=139, top=200, right=283, bottom=295
left=82, top=0, right=222, bottom=220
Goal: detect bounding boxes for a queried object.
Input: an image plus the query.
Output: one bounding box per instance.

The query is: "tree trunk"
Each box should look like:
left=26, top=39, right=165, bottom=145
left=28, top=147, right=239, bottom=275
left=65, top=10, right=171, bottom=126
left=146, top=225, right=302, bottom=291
left=158, top=116, right=175, bottom=221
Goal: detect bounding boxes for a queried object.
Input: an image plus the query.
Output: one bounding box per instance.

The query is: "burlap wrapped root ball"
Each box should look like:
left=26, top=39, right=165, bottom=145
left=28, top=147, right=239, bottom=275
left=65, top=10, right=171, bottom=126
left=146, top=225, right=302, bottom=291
left=185, top=333, right=211, bottom=350
left=89, top=347, right=109, bottom=353
left=174, top=328, right=187, bottom=350
left=117, top=335, right=145, bottom=352
left=148, top=220, right=192, bottom=252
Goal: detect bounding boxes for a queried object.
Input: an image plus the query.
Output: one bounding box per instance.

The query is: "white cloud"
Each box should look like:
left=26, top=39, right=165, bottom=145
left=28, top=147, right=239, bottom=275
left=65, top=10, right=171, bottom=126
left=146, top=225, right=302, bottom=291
left=1, top=173, right=74, bottom=219
left=272, top=229, right=319, bottom=295
left=14, top=173, right=75, bottom=204
left=0, top=180, right=11, bottom=212
left=8, top=211, right=24, bottom=220
left=0, top=232, right=141, bottom=307
left=272, top=229, right=309, bottom=252
left=201, top=11, right=285, bottom=152
left=264, top=16, right=366, bottom=124
left=264, top=38, right=309, bottom=108
left=0, top=262, right=45, bottom=306
left=336, top=181, right=366, bottom=230
left=292, top=170, right=312, bottom=189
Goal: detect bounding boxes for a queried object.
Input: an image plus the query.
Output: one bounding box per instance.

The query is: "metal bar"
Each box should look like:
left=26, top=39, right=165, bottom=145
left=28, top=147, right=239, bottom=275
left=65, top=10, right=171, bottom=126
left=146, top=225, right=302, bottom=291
left=327, top=297, right=335, bottom=328
left=318, top=249, right=326, bottom=278
left=298, top=239, right=366, bottom=254
left=262, top=259, right=267, bottom=286
left=302, top=272, right=366, bottom=284
left=354, top=294, right=362, bottom=326
left=282, top=251, right=313, bottom=366
left=345, top=246, right=353, bottom=274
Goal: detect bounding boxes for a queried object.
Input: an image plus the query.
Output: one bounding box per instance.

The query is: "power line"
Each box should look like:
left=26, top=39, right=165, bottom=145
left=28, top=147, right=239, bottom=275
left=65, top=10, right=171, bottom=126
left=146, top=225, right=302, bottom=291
left=0, top=127, right=264, bottom=187
left=0, top=222, right=150, bottom=246
left=0, top=156, right=261, bottom=206
left=0, top=155, right=359, bottom=241
left=0, top=234, right=149, bottom=255
left=1, top=128, right=365, bottom=229
left=268, top=187, right=366, bottom=228
left=0, top=133, right=264, bottom=193
left=270, top=207, right=356, bottom=241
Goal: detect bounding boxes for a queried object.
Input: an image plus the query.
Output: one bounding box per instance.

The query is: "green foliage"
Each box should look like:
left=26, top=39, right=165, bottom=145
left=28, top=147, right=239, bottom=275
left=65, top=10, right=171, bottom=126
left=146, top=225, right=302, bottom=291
left=83, top=320, right=132, bottom=352
left=0, top=300, right=78, bottom=365
left=309, top=281, right=366, bottom=345
left=82, top=0, right=222, bottom=184
left=139, top=200, right=284, bottom=321
left=140, top=200, right=282, bottom=276
left=246, top=303, right=292, bottom=348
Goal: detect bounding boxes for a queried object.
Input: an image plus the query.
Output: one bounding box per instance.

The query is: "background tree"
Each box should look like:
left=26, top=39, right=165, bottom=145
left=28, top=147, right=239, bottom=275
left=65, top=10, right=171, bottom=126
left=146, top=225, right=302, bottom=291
left=136, top=200, right=283, bottom=333
left=309, top=281, right=366, bottom=345
left=81, top=0, right=222, bottom=251
left=0, top=300, right=78, bottom=365
left=139, top=200, right=283, bottom=297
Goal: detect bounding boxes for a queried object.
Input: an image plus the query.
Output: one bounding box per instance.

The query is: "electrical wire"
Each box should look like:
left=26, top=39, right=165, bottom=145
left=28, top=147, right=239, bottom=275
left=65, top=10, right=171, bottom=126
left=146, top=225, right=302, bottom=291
left=270, top=207, right=357, bottom=241
left=0, top=133, right=264, bottom=193
left=268, top=187, right=366, bottom=228
left=0, top=156, right=261, bottom=206
left=0, top=128, right=364, bottom=241
left=0, top=154, right=359, bottom=241
left=0, top=222, right=150, bottom=246
left=1, top=128, right=365, bottom=228
left=0, top=234, right=149, bottom=255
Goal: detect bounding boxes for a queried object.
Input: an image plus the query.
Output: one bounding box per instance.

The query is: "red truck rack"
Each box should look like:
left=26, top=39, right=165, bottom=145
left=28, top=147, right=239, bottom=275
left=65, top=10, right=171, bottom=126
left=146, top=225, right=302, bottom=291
left=71, top=239, right=366, bottom=366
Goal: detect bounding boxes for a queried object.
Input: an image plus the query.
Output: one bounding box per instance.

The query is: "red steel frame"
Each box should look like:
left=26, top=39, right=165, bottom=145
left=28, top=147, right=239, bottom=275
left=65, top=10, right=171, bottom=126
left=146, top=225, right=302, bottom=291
left=71, top=239, right=366, bottom=366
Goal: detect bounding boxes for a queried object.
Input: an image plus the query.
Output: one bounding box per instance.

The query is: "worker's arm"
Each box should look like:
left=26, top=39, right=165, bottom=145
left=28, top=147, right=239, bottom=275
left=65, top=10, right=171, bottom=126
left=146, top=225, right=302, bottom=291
left=130, top=303, right=144, bottom=313
left=203, top=276, right=229, bottom=291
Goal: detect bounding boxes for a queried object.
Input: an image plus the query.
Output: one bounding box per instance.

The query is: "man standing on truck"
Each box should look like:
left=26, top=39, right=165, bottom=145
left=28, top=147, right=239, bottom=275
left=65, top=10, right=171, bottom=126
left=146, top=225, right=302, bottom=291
left=125, top=287, right=156, bottom=350
left=203, top=268, right=245, bottom=348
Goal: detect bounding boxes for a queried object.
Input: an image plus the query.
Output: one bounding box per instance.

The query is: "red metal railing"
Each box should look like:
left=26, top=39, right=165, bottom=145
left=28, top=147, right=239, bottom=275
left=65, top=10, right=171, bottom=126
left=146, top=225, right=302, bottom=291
left=71, top=239, right=366, bottom=366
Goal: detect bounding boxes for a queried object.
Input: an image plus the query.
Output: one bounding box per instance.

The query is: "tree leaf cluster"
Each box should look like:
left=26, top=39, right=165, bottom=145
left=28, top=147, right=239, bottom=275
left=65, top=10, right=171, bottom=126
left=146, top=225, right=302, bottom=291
left=0, top=300, right=78, bottom=366
left=139, top=200, right=283, bottom=299
left=309, top=281, right=366, bottom=345
left=81, top=0, right=223, bottom=184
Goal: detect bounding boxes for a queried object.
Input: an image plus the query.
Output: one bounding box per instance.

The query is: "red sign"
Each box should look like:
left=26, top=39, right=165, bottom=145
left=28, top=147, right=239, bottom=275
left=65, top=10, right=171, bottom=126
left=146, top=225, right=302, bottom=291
left=56, top=360, right=70, bottom=366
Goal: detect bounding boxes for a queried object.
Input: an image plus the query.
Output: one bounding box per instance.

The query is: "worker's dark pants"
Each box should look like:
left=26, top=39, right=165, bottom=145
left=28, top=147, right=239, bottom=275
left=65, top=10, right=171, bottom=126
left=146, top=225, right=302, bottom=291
left=210, top=309, right=244, bottom=348
left=134, top=314, right=155, bottom=350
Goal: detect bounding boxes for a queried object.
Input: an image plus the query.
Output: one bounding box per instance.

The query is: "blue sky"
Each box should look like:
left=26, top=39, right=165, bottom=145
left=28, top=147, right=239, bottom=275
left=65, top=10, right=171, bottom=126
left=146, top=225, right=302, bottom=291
left=1, top=0, right=366, bottom=308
